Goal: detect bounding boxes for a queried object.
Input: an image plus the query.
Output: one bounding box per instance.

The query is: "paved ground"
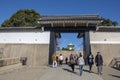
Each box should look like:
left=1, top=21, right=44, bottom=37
left=101, top=66, right=120, bottom=80
left=0, top=64, right=119, bottom=80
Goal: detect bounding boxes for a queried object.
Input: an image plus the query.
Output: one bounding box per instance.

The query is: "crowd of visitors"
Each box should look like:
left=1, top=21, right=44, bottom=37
left=52, top=51, right=103, bottom=76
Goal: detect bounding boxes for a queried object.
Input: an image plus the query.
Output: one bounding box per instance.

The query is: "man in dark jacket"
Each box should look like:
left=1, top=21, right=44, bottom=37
left=95, top=52, right=103, bottom=75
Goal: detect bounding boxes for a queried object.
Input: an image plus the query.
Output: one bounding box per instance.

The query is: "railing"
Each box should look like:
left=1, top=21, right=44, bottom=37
left=109, top=57, right=120, bottom=70
left=0, top=57, right=20, bottom=67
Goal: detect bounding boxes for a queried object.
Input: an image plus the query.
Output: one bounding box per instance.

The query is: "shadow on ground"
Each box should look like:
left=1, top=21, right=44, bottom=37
left=112, top=67, right=120, bottom=71
left=76, top=67, right=98, bottom=74
left=109, top=74, right=120, bottom=78
left=62, top=68, right=80, bottom=76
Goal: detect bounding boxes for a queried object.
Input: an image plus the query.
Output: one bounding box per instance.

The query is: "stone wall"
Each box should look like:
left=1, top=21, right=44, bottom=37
left=91, top=44, right=120, bottom=66
left=0, top=57, right=20, bottom=67
left=90, top=31, right=120, bottom=66
left=0, top=44, right=49, bottom=66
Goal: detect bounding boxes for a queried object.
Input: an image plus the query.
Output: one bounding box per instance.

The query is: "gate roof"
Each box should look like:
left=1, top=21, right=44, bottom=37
left=37, top=14, right=102, bottom=27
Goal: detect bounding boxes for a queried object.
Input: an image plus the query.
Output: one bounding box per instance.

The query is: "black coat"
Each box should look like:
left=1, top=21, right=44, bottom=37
left=87, top=55, right=94, bottom=65
left=95, top=55, right=103, bottom=66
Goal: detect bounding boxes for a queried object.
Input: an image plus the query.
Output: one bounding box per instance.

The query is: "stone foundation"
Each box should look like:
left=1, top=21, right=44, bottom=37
left=91, top=44, right=120, bottom=66
left=0, top=44, right=49, bottom=66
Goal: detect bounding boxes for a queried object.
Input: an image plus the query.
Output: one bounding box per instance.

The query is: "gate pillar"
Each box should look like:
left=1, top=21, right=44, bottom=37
left=84, top=31, right=90, bottom=64
left=49, top=31, right=57, bottom=64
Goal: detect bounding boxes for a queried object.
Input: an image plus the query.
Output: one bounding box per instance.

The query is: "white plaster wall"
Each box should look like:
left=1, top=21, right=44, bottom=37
left=0, top=32, right=50, bottom=44
left=90, top=31, right=120, bottom=44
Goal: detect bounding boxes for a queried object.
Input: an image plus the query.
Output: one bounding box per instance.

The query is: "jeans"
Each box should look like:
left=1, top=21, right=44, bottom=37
left=97, top=66, right=102, bottom=75
left=79, top=65, right=83, bottom=75
left=52, top=60, right=57, bottom=68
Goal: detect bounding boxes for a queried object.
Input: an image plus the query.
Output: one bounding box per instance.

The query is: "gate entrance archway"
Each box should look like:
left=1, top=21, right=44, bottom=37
left=37, top=14, right=102, bottom=64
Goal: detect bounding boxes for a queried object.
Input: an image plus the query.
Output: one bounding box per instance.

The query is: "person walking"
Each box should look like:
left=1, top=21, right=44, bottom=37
left=70, top=54, right=75, bottom=72
left=95, top=52, right=103, bottom=75
left=65, top=57, right=68, bottom=64
left=56, top=55, right=59, bottom=65
left=78, top=53, right=85, bottom=76
left=87, top=52, right=94, bottom=73
left=52, top=53, right=57, bottom=68
left=59, top=54, right=63, bottom=66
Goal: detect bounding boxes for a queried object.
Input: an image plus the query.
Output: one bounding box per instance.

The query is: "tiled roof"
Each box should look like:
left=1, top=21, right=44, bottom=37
left=0, top=27, right=42, bottom=32
left=38, top=14, right=101, bottom=21
left=37, top=14, right=102, bottom=28
left=97, top=26, right=120, bottom=32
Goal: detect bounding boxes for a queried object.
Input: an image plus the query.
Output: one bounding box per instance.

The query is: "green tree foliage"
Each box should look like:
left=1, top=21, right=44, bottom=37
left=62, top=47, right=74, bottom=51
left=99, top=18, right=118, bottom=26
left=62, top=47, right=69, bottom=51
left=1, top=9, right=41, bottom=27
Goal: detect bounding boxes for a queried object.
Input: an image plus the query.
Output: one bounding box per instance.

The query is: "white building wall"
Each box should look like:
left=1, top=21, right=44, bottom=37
left=0, top=32, right=50, bottom=44
left=90, top=31, right=120, bottom=44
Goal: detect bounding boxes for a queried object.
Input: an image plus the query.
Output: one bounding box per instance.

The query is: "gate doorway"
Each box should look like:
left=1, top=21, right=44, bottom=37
left=37, top=14, right=102, bottom=64
left=56, top=33, right=83, bottom=63
left=58, top=33, right=83, bottom=51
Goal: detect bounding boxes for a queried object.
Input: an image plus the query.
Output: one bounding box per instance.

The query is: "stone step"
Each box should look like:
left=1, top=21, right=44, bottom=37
left=0, top=63, right=22, bottom=74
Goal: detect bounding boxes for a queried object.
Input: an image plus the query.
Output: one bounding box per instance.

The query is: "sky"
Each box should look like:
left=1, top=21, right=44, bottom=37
left=0, top=0, right=120, bottom=50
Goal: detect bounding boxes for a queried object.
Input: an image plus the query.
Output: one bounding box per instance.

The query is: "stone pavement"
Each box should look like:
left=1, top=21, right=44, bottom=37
left=39, top=65, right=104, bottom=80
left=0, top=64, right=104, bottom=80
left=101, top=66, right=120, bottom=80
